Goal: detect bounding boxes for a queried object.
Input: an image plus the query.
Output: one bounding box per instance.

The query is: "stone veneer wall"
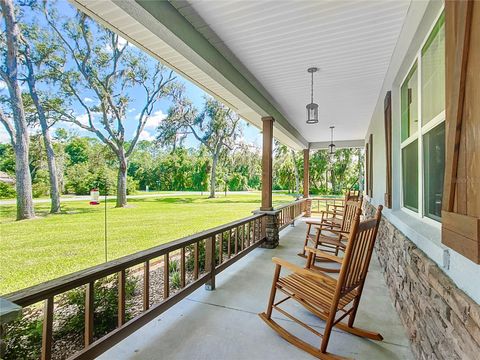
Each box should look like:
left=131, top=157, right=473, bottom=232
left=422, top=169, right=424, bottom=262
left=364, top=202, right=480, bottom=360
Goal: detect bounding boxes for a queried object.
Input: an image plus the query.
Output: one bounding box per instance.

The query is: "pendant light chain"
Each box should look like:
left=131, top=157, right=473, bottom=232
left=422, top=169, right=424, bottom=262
left=311, top=70, right=314, bottom=104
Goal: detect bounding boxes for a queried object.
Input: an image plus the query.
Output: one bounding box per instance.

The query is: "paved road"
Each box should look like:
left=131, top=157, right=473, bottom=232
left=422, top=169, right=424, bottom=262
left=0, top=191, right=254, bottom=205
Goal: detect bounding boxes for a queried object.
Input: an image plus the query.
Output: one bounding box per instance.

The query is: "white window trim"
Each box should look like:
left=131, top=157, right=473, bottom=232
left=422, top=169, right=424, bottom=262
left=399, top=8, right=445, bottom=227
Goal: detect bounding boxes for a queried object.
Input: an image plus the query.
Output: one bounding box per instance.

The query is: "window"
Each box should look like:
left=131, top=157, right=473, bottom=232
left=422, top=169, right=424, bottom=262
left=400, top=11, right=445, bottom=222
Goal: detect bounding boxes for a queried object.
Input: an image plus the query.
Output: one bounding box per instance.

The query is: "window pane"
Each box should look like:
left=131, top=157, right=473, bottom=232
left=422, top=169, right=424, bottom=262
left=422, top=13, right=445, bottom=124
left=401, top=63, right=419, bottom=142
left=423, top=122, right=445, bottom=221
left=402, top=140, right=418, bottom=212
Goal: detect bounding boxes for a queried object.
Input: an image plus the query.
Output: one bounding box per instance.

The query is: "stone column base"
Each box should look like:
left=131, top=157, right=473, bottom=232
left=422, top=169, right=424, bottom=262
left=261, top=212, right=279, bottom=248
left=304, top=198, right=312, bottom=217
left=253, top=210, right=280, bottom=249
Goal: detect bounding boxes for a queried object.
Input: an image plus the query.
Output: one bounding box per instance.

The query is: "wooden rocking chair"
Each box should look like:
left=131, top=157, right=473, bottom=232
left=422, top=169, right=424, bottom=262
left=321, top=190, right=361, bottom=229
left=260, top=206, right=383, bottom=360
left=300, top=197, right=363, bottom=262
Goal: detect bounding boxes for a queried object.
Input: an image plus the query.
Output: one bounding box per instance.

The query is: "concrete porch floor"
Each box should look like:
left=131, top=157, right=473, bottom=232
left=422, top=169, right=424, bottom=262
left=99, top=219, right=413, bottom=360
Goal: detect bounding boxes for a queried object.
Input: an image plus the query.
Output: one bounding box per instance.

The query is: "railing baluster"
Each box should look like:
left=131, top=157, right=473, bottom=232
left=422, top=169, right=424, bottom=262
left=143, top=261, right=150, bottom=311
left=163, top=253, right=169, bottom=299
left=41, top=296, right=54, bottom=360
left=218, top=233, right=223, bottom=264
left=205, top=237, right=215, bottom=290
left=244, top=224, right=248, bottom=247
left=238, top=226, right=242, bottom=252
left=85, top=282, right=94, bottom=346
left=248, top=221, right=252, bottom=244
left=234, top=228, right=238, bottom=254
left=118, top=270, right=126, bottom=327
left=180, top=247, right=186, bottom=288
left=227, top=231, right=231, bottom=259
left=194, top=242, right=199, bottom=280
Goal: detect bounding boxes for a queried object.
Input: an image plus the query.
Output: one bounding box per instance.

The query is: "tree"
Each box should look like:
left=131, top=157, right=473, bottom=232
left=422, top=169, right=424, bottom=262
left=0, top=0, right=35, bottom=219
left=310, top=150, right=329, bottom=192
left=45, top=8, right=177, bottom=207
left=191, top=150, right=210, bottom=195
left=158, top=94, right=242, bottom=198
left=20, top=19, right=62, bottom=213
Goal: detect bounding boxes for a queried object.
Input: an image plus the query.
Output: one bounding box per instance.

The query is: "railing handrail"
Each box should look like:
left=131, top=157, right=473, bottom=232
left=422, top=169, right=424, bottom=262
left=4, top=213, right=265, bottom=307
left=273, top=197, right=307, bottom=211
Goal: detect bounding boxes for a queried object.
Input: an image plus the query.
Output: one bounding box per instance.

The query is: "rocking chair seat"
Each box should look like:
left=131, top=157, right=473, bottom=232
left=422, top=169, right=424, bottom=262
left=316, top=234, right=346, bottom=249
left=278, top=273, right=357, bottom=312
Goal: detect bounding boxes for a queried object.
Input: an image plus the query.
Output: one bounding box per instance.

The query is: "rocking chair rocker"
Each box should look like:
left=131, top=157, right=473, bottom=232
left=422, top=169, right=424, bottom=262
left=260, top=205, right=383, bottom=360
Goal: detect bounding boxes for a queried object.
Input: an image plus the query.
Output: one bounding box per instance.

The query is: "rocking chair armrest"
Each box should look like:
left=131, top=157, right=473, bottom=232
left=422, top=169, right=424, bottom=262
left=320, top=210, right=338, bottom=217
left=271, top=257, right=337, bottom=284
left=327, top=204, right=344, bottom=210
left=327, top=228, right=350, bottom=237
left=313, top=224, right=343, bottom=233
left=304, top=247, right=343, bottom=264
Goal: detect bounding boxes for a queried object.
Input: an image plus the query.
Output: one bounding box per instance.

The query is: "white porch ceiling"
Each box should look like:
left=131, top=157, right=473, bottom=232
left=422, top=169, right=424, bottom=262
left=174, top=0, right=411, bottom=144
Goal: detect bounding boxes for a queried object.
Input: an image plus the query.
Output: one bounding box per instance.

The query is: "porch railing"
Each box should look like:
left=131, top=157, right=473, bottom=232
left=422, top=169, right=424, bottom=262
left=4, top=213, right=267, bottom=360
left=309, top=196, right=344, bottom=216
left=276, top=198, right=307, bottom=230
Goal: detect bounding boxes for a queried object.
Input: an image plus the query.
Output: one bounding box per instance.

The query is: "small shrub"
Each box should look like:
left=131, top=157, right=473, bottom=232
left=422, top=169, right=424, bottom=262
left=186, top=242, right=206, bottom=273
left=57, top=274, right=137, bottom=340
left=171, top=271, right=181, bottom=290
left=2, top=314, right=43, bottom=360
left=169, top=259, right=179, bottom=274
left=0, top=182, right=16, bottom=199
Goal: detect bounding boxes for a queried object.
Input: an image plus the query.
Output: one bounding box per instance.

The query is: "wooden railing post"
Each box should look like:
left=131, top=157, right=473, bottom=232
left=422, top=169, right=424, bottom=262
left=143, top=261, right=150, bottom=311
left=118, top=270, right=126, bottom=327
left=205, top=236, right=216, bottom=290
left=41, top=297, right=54, bottom=360
left=85, top=282, right=94, bottom=346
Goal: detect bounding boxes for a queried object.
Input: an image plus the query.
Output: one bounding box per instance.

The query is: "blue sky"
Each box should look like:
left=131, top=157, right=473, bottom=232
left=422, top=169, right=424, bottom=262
left=0, top=0, right=262, bottom=148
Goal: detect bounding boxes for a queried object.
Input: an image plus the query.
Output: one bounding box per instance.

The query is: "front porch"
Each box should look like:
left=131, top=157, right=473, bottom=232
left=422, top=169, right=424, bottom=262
left=98, top=219, right=412, bottom=360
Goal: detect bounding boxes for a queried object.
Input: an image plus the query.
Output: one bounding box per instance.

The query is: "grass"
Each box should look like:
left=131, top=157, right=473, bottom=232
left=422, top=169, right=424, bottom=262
left=0, top=192, right=296, bottom=295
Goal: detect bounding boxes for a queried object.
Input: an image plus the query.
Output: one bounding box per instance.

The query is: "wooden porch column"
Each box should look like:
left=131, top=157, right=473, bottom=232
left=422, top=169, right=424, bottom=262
left=261, top=116, right=274, bottom=211
left=303, top=149, right=310, bottom=198
left=303, top=148, right=311, bottom=217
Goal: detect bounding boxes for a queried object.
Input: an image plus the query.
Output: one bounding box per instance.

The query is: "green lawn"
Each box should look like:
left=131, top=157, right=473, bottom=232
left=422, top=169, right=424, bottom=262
left=0, top=192, right=295, bottom=295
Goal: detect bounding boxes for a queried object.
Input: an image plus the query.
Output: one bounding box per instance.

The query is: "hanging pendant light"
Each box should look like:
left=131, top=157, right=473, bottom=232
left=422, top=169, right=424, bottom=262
left=306, top=67, right=319, bottom=124
left=329, top=126, right=336, bottom=161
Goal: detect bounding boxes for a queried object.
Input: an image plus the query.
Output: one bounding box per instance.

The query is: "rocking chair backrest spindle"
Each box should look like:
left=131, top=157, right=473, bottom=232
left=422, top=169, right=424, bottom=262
left=339, top=196, right=363, bottom=233
left=345, top=189, right=360, bottom=202
left=337, top=205, right=382, bottom=295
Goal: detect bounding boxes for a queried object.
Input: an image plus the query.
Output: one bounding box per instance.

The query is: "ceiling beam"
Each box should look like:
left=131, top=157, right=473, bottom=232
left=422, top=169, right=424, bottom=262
left=309, top=139, right=364, bottom=150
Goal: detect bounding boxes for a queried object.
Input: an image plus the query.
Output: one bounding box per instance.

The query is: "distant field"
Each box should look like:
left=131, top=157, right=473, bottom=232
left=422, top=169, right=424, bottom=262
left=0, top=192, right=295, bottom=294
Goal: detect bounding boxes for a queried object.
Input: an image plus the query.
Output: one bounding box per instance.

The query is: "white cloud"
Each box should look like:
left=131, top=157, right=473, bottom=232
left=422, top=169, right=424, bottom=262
left=0, top=80, right=6, bottom=91
left=128, top=108, right=136, bottom=113
left=144, top=110, right=167, bottom=129
left=139, top=129, right=154, bottom=141
left=77, top=113, right=90, bottom=125
left=117, top=36, right=128, bottom=49
left=0, top=127, right=11, bottom=144
left=84, top=97, right=94, bottom=103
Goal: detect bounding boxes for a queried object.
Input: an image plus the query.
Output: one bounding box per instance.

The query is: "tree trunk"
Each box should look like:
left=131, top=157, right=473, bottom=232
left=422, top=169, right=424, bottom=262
left=2, top=0, right=35, bottom=220
left=291, top=150, right=300, bottom=194
left=26, top=69, right=61, bottom=213
left=42, top=127, right=61, bottom=213
left=116, top=153, right=128, bottom=207
left=209, top=153, right=218, bottom=198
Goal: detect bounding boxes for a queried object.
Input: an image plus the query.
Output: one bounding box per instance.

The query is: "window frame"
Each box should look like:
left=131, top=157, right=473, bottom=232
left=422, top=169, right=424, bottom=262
left=399, top=9, right=445, bottom=228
